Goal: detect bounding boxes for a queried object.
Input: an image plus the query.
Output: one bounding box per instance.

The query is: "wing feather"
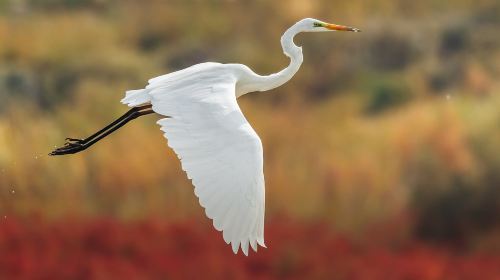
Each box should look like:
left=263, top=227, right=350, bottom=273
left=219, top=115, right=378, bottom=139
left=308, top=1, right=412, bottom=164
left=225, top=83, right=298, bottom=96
left=145, top=64, right=265, bottom=255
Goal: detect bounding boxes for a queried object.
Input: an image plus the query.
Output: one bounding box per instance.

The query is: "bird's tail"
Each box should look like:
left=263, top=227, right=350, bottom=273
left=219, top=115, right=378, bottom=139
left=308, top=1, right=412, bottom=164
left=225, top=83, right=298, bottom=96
left=121, top=89, right=152, bottom=107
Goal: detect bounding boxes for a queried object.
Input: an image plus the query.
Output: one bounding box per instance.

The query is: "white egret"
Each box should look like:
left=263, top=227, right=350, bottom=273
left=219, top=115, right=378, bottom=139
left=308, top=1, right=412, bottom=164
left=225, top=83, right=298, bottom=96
left=50, top=18, right=360, bottom=255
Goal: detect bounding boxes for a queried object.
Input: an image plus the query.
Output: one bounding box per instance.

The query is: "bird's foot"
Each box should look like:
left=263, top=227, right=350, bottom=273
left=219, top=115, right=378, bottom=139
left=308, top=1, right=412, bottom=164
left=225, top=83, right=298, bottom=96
left=49, top=140, right=86, bottom=156
left=65, top=137, right=84, bottom=145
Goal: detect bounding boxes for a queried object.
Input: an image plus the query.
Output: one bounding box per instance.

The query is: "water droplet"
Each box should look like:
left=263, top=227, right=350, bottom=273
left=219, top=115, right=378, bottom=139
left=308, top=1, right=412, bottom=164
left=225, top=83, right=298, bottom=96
left=11, top=190, right=15, bottom=194
left=446, top=94, right=451, bottom=100
left=34, top=155, right=38, bottom=159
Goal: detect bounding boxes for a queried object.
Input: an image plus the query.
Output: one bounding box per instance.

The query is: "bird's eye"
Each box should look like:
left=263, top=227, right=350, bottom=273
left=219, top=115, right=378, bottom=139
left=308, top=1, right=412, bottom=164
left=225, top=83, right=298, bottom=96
left=313, top=22, right=323, bottom=28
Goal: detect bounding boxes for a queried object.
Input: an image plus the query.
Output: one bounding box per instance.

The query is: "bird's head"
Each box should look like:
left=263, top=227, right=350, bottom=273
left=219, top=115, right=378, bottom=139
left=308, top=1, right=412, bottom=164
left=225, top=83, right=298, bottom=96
left=296, top=18, right=361, bottom=33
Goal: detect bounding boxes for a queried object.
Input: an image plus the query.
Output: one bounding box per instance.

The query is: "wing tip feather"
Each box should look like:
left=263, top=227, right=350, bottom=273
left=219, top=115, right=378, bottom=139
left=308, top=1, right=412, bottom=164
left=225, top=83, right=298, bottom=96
left=231, top=241, right=240, bottom=254
left=229, top=238, right=264, bottom=256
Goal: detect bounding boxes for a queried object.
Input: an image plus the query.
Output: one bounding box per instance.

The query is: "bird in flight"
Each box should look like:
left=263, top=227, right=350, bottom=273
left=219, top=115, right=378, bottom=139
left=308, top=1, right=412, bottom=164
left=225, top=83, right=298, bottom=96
left=50, top=18, right=360, bottom=255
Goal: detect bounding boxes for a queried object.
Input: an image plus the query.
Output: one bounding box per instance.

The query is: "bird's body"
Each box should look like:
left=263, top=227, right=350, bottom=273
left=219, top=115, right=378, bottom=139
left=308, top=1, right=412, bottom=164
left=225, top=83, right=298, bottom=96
left=50, top=18, right=360, bottom=255
left=123, top=62, right=268, bottom=256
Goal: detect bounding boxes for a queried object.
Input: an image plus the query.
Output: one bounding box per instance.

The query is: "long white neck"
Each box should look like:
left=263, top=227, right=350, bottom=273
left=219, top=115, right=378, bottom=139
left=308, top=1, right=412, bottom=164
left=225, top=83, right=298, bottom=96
left=251, top=24, right=304, bottom=92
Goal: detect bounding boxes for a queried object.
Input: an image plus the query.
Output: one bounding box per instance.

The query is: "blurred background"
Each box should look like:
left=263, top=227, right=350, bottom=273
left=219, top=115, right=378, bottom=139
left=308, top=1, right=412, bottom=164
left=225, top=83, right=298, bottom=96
left=0, top=0, right=499, bottom=279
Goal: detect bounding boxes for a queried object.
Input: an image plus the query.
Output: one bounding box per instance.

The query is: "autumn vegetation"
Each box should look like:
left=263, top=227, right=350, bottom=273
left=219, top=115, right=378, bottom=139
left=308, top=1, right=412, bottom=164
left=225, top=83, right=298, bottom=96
left=0, top=0, right=499, bottom=279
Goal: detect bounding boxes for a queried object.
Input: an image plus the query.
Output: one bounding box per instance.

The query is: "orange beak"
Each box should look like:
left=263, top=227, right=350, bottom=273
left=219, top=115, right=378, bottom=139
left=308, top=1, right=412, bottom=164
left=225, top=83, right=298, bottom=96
left=324, top=23, right=361, bottom=32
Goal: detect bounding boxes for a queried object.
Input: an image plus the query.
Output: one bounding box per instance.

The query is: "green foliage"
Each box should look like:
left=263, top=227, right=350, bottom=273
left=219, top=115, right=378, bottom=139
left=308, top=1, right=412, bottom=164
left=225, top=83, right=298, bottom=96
left=365, top=79, right=412, bottom=114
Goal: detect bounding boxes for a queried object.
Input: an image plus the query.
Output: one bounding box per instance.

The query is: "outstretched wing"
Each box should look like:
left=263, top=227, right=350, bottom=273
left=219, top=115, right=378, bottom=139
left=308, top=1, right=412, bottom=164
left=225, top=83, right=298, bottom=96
left=146, top=64, right=265, bottom=255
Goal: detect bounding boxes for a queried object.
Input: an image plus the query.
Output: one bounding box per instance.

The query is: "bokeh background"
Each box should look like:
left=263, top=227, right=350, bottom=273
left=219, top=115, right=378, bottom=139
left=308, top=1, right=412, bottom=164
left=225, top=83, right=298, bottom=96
left=1, top=0, right=499, bottom=279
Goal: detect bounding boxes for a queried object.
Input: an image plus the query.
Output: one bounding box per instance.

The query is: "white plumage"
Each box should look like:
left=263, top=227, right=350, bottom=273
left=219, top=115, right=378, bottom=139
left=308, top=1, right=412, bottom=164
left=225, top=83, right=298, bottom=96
left=123, top=62, right=265, bottom=255
left=120, top=18, right=360, bottom=255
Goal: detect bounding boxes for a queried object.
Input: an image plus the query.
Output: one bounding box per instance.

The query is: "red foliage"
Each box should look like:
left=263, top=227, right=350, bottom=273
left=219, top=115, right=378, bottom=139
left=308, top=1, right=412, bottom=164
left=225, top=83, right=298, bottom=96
left=0, top=217, right=498, bottom=280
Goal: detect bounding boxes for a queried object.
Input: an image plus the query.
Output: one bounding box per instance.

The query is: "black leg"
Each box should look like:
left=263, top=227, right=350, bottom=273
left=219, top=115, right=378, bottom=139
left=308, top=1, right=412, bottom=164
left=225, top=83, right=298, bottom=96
left=63, top=104, right=152, bottom=145
left=49, top=105, right=155, bottom=156
left=82, top=109, right=154, bottom=149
